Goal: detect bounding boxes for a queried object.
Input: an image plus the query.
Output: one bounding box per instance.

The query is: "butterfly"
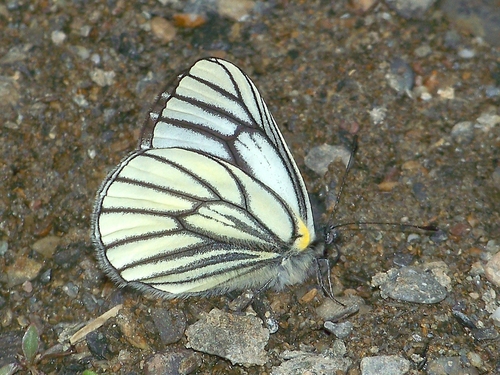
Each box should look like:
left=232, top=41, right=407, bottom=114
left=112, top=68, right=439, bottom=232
left=92, top=57, right=327, bottom=298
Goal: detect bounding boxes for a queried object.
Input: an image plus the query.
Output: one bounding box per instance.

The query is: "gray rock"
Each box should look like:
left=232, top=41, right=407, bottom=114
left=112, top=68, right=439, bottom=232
left=374, top=267, right=447, bottom=303
left=324, top=321, right=353, bottom=338
left=386, top=58, right=414, bottom=96
left=145, top=349, right=201, bottom=375
left=315, top=296, right=362, bottom=321
left=360, top=355, right=410, bottom=375
left=272, top=348, right=352, bottom=375
left=151, top=308, right=186, bottom=345
left=426, top=356, right=479, bottom=375
left=185, top=308, right=269, bottom=366
left=385, top=0, right=437, bottom=19
left=304, top=144, right=351, bottom=175
left=450, top=121, right=474, bottom=144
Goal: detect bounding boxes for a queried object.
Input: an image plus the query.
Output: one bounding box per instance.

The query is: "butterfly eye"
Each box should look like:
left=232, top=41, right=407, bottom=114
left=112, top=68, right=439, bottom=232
left=324, top=225, right=341, bottom=245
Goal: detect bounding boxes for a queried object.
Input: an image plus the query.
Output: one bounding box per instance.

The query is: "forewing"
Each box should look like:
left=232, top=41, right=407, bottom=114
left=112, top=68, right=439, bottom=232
left=92, top=148, right=304, bottom=297
left=141, top=57, right=314, bottom=234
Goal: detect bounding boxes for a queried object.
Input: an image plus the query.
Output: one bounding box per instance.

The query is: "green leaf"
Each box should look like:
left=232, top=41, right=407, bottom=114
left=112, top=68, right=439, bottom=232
left=21, top=325, right=39, bottom=364
left=82, top=371, right=99, bottom=375
left=0, top=363, right=20, bottom=375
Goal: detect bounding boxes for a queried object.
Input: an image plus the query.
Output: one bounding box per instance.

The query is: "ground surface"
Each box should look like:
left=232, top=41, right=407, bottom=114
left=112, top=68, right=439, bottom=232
left=1, top=0, right=499, bottom=374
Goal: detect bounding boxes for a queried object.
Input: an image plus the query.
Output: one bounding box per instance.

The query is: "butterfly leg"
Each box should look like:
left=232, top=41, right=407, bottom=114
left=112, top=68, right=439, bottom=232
left=227, top=283, right=279, bottom=334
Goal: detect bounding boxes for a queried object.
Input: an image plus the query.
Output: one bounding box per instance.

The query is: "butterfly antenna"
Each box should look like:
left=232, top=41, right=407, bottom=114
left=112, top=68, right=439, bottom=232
left=332, top=221, right=439, bottom=233
left=316, top=135, right=357, bottom=305
left=323, top=136, right=438, bottom=239
left=324, top=135, right=358, bottom=245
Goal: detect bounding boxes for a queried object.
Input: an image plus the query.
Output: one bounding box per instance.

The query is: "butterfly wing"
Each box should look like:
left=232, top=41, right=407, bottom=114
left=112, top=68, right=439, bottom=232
left=141, top=58, right=314, bottom=236
left=94, top=148, right=316, bottom=297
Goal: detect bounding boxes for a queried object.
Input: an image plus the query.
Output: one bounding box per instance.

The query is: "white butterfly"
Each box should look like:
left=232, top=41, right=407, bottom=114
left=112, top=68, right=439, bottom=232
left=92, top=57, right=324, bottom=298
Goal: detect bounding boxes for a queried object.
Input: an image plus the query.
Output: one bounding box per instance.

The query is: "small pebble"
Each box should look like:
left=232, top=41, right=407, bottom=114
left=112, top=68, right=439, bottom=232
left=6, top=256, right=43, bottom=287
left=437, top=86, right=454, bottom=99
left=486, top=240, right=500, bottom=253
left=472, top=326, right=499, bottom=341
left=151, top=17, right=176, bottom=44
left=426, top=356, right=475, bottom=375
left=299, top=288, right=318, bottom=304
left=90, top=53, right=101, bottom=65
left=0, top=240, right=8, bottom=256
left=173, top=13, right=207, bottom=28
left=51, top=30, right=66, bottom=45
left=475, top=112, right=500, bottom=132
left=407, top=233, right=421, bottom=243
left=272, top=349, right=352, bottom=375
left=62, top=282, right=79, bottom=299
left=458, top=48, right=475, bottom=59
left=324, top=321, right=353, bottom=338
left=79, top=25, right=91, bottom=37
left=386, top=57, right=414, bottom=96
left=387, top=0, right=436, bottom=18
left=90, top=69, right=116, bottom=87
left=467, top=351, right=483, bottom=369
left=54, top=245, right=82, bottom=268
left=368, top=106, right=387, bottom=125
left=414, top=44, right=432, bottom=57
left=485, top=85, right=500, bottom=98
left=349, top=0, right=378, bottom=13
left=86, top=331, right=111, bottom=360
left=360, top=355, right=410, bottom=375
left=484, top=251, right=500, bottom=287
left=430, top=228, right=448, bottom=243
left=145, top=349, right=201, bottom=375
left=150, top=308, right=186, bottom=345
left=0, top=44, right=32, bottom=64
left=453, top=309, right=477, bottom=329
left=116, top=310, right=150, bottom=350
left=450, top=121, right=474, bottom=144
left=73, top=94, right=89, bottom=108
left=420, top=90, right=432, bottom=100
left=0, top=76, right=20, bottom=106
left=72, top=45, right=90, bottom=60
left=22, top=281, right=33, bottom=293
left=117, top=349, right=131, bottom=362
left=490, top=307, right=500, bottom=327
left=304, top=144, right=351, bottom=175
left=378, top=180, right=398, bottom=192
left=218, top=0, right=255, bottom=21
left=315, top=296, right=361, bottom=321
left=31, top=236, right=61, bottom=258
left=80, top=292, right=99, bottom=313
